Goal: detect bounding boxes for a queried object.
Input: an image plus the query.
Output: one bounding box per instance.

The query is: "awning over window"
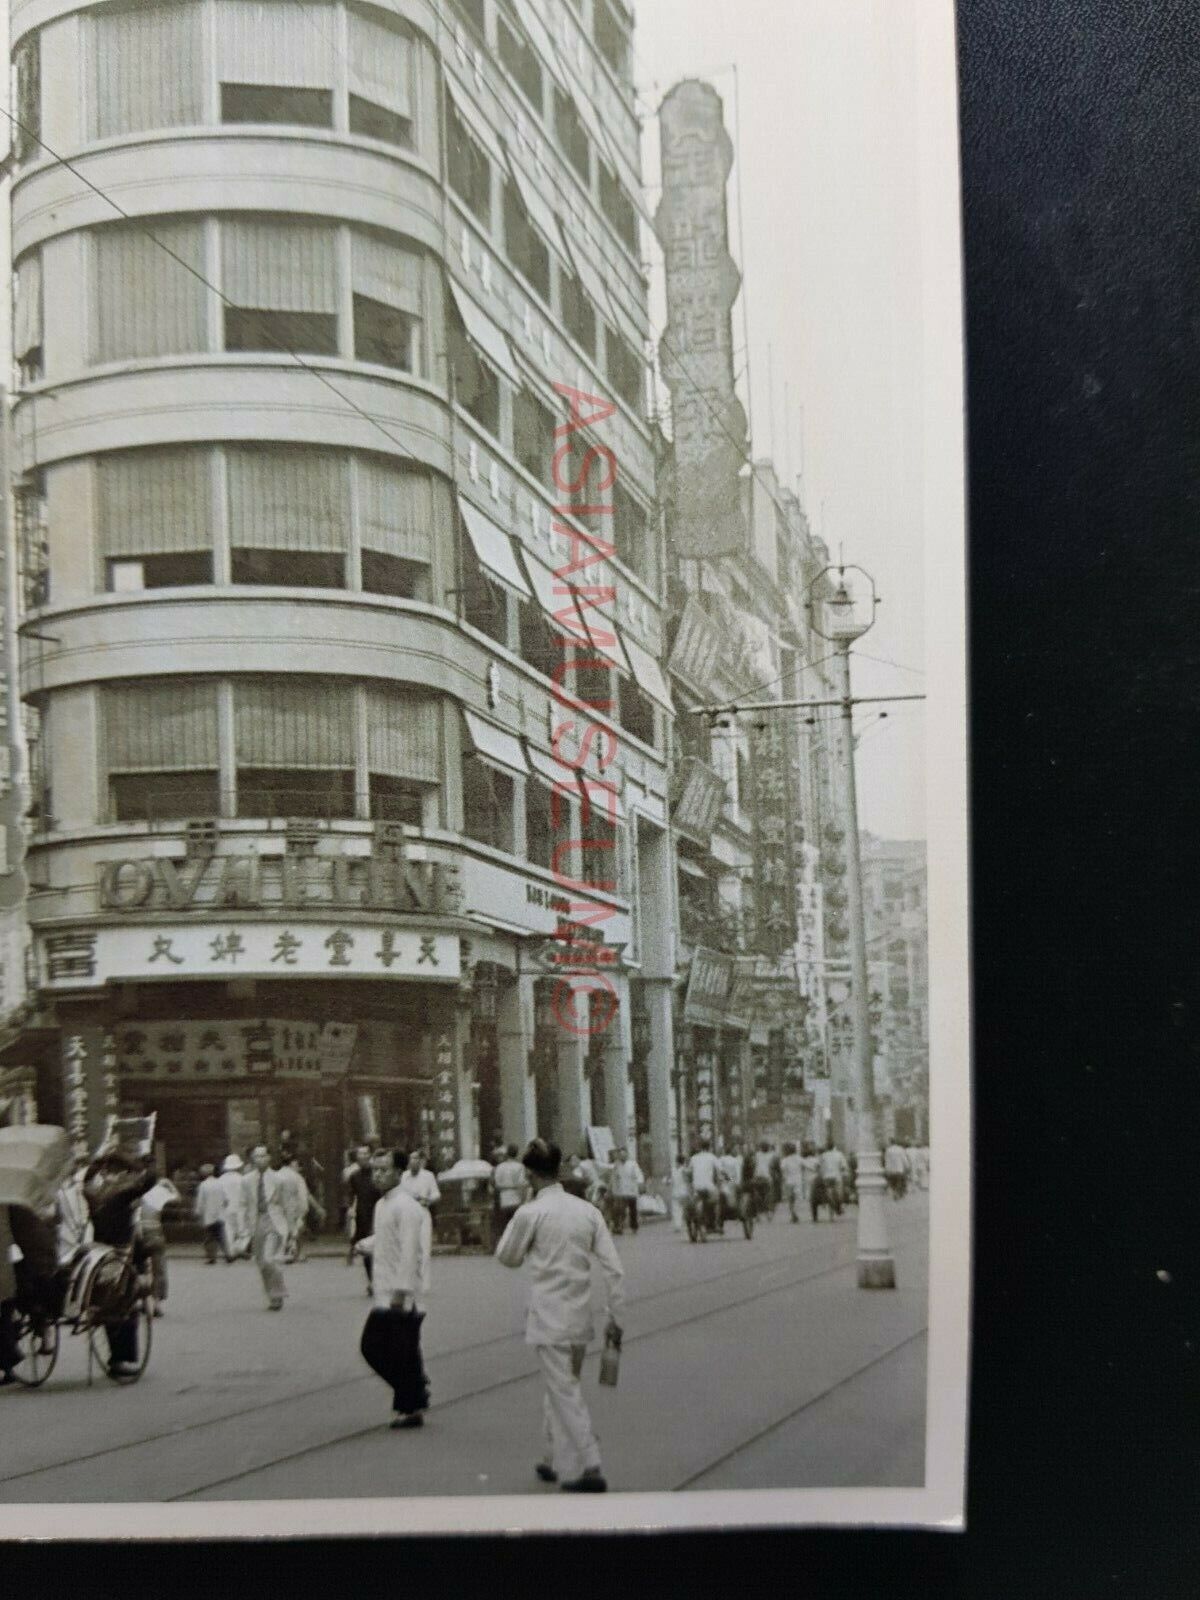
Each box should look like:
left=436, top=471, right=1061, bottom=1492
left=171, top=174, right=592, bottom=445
left=459, top=496, right=531, bottom=596
left=445, top=71, right=495, bottom=154
left=505, top=150, right=567, bottom=264
left=677, top=855, right=708, bottom=880
left=449, top=279, right=519, bottom=385
left=526, top=744, right=581, bottom=791
left=583, top=776, right=625, bottom=823
left=621, top=632, right=673, bottom=711
left=564, top=227, right=615, bottom=327
left=462, top=709, right=528, bottom=776
left=581, top=608, right=630, bottom=673
left=520, top=548, right=586, bottom=637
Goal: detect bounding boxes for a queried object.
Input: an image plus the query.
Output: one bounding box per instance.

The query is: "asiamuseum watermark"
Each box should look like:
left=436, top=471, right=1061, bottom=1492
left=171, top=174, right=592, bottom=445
left=546, top=382, right=623, bottom=1039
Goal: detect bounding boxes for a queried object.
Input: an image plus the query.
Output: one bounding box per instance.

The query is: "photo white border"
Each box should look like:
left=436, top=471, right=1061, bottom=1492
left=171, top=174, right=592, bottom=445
left=1, top=0, right=969, bottom=1537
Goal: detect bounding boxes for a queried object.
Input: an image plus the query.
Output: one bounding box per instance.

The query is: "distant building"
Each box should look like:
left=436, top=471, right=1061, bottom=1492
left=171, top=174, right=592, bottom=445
left=860, top=834, right=929, bottom=1141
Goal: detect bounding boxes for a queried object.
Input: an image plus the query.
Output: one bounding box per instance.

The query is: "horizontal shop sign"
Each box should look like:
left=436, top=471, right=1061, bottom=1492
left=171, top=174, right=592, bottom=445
left=39, top=923, right=463, bottom=989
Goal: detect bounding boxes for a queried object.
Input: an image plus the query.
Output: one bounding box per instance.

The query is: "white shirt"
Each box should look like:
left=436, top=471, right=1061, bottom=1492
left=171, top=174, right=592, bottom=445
left=371, top=1185, right=432, bottom=1312
left=495, top=1183, right=625, bottom=1346
left=717, top=1154, right=741, bottom=1186
left=688, top=1151, right=719, bottom=1192
left=194, top=1175, right=227, bottom=1227
left=671, top=1165, right=691, bottom=1200
left=493, top=1159, right=528, bottom=1207
left=885, top=1145, right=909, bottom=1175
left=753, top=1151, right=774, bottom=1181
left=400, top=1167, right=441, bottom=1206
left=610, top=1159, right=643, bottom=1198
left=780, top=1153, right=805, bottom=1187
left=218, top=1169, right=248, bottom=1222
left=819, top=1148, right=848, bottom=1181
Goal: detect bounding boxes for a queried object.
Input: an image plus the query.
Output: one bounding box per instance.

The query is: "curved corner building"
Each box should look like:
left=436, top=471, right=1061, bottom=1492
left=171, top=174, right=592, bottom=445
left=7, top=0, right=676, bottom=1202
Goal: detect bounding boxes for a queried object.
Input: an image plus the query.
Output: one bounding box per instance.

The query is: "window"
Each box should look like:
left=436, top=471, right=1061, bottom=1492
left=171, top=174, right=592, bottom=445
left=216, top=0, right=331, bottom=128
left=104, top=679, right=220, bottom=823
left=222, top=220, right=339, bottom=356
left=450, top=0, right=486, bottom=42
left=519, top=600, right=561, bottom=679
left=618, top=676, right=656, bottom=746
left=606, top=326, right=643, bottom=411
left=14, top=35, right=40, bottom=162
left=582, top=803, right=620, bottom=894
left=351, top=232, right=427, bottom=374
left=449, top=309, right=501, bottom=435
left=503, top=182, right=551, bottom=302
left=353, top=295, right=415, bottom=370
left=498, top=10, right=543, bottom=114
left=90, top=1, right=204, bottom=137
left=561, top=270, right=596, bottom=356
left=14, top=253, right=43, bottom=384
left=573, top=659, right=613, bottom=716
left=359, top=457, right=440, bottom=600
left=613, top=481, right=655, bottom=588
left=367, top=687, right=439, bottom=820
left=594, top=0, right=631, bottom=83
left=599, top=162, right=638, bottom=253
left=525, top=779, right=555, bottom=869
left=98, top=445, right=214, bottom=590
left=221, top=84, right=333, bottom=126
left=462, top=755, right=515, bottom=853
left=554, top=89, right=590, bottom=182
left=347, top=9, right=413, bottom=148
left=235, top=677, right=355, bottom=819
left=461, top=546, right=510, bottom=647
left=513, top=387, right=556, bottom=482
left=446, top=97, right=491, bottom=224
left=93, top=219, right=207, bottom=363
left=227, top=445, right=349, bottom=587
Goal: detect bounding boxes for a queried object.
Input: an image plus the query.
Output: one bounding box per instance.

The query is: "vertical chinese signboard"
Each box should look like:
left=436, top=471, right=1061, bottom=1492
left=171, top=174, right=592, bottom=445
left=655, top=81, right=748, bottom=559
left=750, top=717, right=798, bottom=959
left=61, top=1026, right=114, bottom=1157
left=433, top=1030, right=458, bottom=1170
left=0, top=391, right=28, bottom=929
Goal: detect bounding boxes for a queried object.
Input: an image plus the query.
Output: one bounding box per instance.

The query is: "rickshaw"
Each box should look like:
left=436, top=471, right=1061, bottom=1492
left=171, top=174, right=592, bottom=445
left=1, top=1125, right=155, bottom=1388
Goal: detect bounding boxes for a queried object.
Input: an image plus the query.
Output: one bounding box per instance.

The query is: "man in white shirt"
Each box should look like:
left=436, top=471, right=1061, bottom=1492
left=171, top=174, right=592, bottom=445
left=609, top=1147, right=643, bottom=1233
left=359, top=1149, right=432, bottom=1429
left=399, top=1149, right=441, bottom=1210
left=241, top=1146, right=299, bottom=1310
left=884, top=1140, right=910, bottom=1200
left=779, top=1142, right=806, bottom=1223
left=495, top=1138, right=625, bottom=1494
left=194, top=1163, right=230, bottom=1264
left=816, top=1143, right=849, bottom=1219
left=687, top=1138, right=720, bottom=1231
left=493, top=1143, right=529, bottom=1229
left=218, top=1153, right=250, bottom=1259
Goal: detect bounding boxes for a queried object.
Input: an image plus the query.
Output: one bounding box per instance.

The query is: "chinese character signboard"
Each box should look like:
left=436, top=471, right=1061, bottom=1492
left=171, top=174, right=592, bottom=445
left=655, top=81, right=749, bottom=560
left=0, top=412, right=27, bottom=917
left=433, top=1031, right=458, bottom=1170
left=667, top=596, right=724, bottom=695
left=750, top=718, right=799, bottom=959
left=673, top=757, right=726, bottom=842
left=38, top=923, right=462, bottom=989
left=683, top=947, right=736, bottom=1026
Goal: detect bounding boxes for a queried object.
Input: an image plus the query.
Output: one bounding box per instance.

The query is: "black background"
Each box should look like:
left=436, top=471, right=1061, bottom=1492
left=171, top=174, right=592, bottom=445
left=5, top=0, right=1198, bottom=1592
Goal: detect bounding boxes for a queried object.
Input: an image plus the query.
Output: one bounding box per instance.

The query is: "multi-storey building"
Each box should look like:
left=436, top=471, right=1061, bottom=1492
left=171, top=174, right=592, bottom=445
left=861, top=833, right=929, bottom=1141
left=4, top=0, right=678, bottom=1210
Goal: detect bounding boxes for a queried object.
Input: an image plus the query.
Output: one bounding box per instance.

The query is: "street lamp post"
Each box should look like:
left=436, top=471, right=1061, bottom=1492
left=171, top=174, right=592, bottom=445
left=815, top=568, right=897, bottom=1289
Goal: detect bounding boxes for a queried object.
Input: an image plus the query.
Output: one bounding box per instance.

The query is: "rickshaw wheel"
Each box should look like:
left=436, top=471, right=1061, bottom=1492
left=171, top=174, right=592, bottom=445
left=11, top=1311, right=59, bottom=1387
left=90, top=1297, right=153, bottom=1384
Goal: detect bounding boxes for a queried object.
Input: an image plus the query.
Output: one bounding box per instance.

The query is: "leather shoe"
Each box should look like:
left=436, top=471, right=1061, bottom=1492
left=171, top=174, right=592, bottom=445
left=390, top=1412, right=424, bottom=1429
left=534, top=1463, right=558, bottom=1483
left=561, top=1470, right=607, bottom=1493
left=108, top=1362, right=141, bottom=1378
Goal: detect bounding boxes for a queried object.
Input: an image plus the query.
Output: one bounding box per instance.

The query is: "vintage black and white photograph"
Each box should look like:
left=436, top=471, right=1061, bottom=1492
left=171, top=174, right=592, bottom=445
left=0, top=0, right=968, bottom=1533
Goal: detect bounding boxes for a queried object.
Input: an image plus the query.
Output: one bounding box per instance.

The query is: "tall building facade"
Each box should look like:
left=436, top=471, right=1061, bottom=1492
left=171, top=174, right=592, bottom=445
left=4, top=0, right=677, bottom=1206
left=860, top=834, right=929, bottom=1142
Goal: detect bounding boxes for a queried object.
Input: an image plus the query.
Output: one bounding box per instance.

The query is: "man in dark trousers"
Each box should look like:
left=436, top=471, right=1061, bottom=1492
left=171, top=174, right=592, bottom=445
left=359, top=1149, right=432, bottom=1429
left=83, top=1128, right=156, bottom=1377
left=343, top=1144, right=378, bottom=1292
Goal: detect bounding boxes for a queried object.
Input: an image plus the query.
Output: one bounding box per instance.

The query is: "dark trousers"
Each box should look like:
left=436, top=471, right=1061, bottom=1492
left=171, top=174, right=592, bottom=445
left=360, top=1307, right=430, bottom=1415
left=203, top=1222, right=231, bottom=1264
left=355, top=1238, right=374, bottom=1286
left=621, top=1196, right=639, bottom=1232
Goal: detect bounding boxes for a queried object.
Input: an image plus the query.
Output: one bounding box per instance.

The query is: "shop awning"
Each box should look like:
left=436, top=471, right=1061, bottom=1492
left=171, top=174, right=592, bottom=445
left=581, top=608, right=630, bottom=673
left=444, top=71, right=495, bottom=156
left=583, top=776, right=625, bottom=823
left=564, top=227, right=616, bottom=326
left=505, top=150, right=568, bottom=265
left=520, top=547, right=586, bottom=638
left=459, top=496, right=531, bottom=596
left=449, top=278, right=519, bottom=385
left=526, top=744, right=582, bottom=791
left=621, top=632, right=673, bottom=711
left=462, top=709, right=528, bottom=776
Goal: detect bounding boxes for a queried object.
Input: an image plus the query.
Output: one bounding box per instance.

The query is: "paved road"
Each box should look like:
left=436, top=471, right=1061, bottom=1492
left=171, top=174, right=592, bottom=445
left=0, top=1195, right=928, bottom=1501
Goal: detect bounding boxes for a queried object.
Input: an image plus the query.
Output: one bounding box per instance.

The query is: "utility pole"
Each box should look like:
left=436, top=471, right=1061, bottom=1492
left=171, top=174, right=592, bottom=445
left=814, top=566, right=896, bottom=1289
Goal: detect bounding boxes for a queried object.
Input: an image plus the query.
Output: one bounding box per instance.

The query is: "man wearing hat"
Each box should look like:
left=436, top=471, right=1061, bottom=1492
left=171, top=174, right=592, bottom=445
left=217, top=1153, right=249, bottom=1259
left=495, top=1138, right=625, bottom=1493
left=194, top=1163, right=231, bottom=1264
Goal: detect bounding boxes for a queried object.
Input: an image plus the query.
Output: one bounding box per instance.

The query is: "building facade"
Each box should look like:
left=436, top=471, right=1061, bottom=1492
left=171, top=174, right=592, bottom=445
left=5, top=0, right=678, bottom=1208
left=860, top=833, right=929, bottom=1142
